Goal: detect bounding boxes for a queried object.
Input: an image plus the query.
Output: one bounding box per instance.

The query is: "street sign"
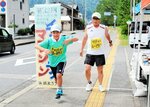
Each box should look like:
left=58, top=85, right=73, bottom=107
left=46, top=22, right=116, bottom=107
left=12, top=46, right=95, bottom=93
left=104, top=12, right=111, bottom=16
left=114, top=15, right=117, bottom=20
left=126, top=20, right=131, bottom=25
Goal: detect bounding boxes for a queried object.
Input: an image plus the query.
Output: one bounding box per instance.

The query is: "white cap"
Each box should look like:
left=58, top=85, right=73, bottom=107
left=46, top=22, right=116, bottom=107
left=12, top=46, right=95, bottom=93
left=92, top=12, right=101, bottom=19
left=51, top=24, right=61, bottom=32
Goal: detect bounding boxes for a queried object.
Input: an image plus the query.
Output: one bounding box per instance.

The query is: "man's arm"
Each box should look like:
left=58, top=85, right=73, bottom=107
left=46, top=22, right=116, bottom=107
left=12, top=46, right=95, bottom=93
left=80, top=29, right=88, bottom=57
left=105, top=27, right=112, bottom=47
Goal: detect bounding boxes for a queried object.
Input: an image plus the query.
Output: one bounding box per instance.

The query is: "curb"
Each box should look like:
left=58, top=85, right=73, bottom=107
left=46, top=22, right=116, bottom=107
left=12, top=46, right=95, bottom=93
left=15, top=41, right=35, bottom=46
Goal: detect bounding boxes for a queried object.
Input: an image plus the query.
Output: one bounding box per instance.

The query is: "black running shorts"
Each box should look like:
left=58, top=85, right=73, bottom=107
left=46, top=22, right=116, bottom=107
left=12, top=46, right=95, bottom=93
left=84, top=54, right=105, bottom=66
left=50, top=62, right=66, bottom=78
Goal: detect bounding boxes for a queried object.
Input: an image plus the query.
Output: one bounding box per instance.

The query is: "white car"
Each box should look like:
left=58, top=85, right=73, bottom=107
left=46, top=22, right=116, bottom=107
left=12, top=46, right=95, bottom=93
left=129, top=21, right=150, bottom=48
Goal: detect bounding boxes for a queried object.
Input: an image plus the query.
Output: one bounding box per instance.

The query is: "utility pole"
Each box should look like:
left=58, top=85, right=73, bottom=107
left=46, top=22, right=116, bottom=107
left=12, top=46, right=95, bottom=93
left=84, top=0, right=86, bottom=26
left=133, top=0, right=135, bottom=21
left=130, top=0, right=133, bottom=17
left=46, top=0, right=49, bottom=4
left=71, top=0, right=74, bottom=31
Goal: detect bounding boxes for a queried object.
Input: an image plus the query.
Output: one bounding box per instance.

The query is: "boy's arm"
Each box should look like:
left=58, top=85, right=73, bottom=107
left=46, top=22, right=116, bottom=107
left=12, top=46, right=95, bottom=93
left=80, top=29, right=88, bottom=57
left=63, top=37, right=78, bottom=45
left=35, top=44, right=51, bottom=55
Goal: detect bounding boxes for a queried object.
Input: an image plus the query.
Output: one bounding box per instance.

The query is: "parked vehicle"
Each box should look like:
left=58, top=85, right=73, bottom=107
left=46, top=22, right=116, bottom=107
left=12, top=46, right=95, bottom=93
left=129, top=21, right=150, bottom=48
left=0, top=27, right=15, bottom=54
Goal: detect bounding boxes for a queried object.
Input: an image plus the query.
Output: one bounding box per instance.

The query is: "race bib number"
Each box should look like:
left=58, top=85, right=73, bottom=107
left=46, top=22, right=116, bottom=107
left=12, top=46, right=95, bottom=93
left=51, top=46, right=63, bottom=56
left=91, top=38, right=102, bottom=50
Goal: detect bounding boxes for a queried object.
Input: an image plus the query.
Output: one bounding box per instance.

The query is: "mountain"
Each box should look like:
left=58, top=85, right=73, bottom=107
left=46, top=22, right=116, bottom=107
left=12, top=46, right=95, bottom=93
left=29, top=0, right=99, bottom=21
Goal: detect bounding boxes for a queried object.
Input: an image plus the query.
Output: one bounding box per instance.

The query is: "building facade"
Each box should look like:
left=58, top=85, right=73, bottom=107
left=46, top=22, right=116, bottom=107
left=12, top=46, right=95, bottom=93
left=0, top=0, right=29, bottom=35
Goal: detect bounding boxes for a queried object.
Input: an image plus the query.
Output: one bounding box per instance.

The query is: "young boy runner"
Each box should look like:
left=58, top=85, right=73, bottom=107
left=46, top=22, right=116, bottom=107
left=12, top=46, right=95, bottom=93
left=35, top=24, right=78, bottom=99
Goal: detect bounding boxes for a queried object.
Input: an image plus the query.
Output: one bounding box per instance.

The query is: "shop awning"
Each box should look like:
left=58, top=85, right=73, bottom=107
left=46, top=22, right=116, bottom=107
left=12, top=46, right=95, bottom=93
left=141, top=0, right=150, bottom=9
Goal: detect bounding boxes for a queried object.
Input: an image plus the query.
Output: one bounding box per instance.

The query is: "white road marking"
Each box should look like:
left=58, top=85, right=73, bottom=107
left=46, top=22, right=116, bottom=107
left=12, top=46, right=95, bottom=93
left=15, top=56, right=35, bottom=66
left=0, top=74, right=36, bottom=80
left=109, top=87, right=133, bottom=91
left=106, top=65, right=115, bottom=91
left=0, top=50, right=35, bottom=65
left=0, top=82, right=37, bottom=106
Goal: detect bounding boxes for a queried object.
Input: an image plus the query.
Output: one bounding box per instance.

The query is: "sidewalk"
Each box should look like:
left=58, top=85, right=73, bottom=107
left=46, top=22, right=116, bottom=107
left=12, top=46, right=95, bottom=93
left=14, top=35, right=35, bottom=46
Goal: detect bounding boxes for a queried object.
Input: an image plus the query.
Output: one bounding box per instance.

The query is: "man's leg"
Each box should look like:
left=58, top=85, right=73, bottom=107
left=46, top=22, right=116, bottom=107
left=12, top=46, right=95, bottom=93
left=85, top=64, right=93, bottom=91
left=97, top=65, right=105, bottom=92
left=97, top=65, right=103, bottom=84
left=85, top=64, right=92, bottom=82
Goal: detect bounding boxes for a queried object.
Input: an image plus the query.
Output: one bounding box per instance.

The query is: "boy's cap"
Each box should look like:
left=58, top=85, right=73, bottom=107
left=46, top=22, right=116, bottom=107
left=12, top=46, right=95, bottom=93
left=51, top=24, right=61, bottom=32
left=92, top=12, right=101, bottom=19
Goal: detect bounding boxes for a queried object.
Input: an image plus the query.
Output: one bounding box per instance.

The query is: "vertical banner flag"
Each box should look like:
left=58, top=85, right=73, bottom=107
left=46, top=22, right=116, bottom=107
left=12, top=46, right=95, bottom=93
left=35, top=4, right=61, bottom=88
left=141, top=0, right=150, bottom=9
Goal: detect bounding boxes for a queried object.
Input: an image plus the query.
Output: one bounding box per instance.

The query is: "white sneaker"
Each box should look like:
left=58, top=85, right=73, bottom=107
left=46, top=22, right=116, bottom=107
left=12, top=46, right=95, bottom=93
left=99, top=85, right=105, bottom=92
left=86, top=83, right=92, bottom=91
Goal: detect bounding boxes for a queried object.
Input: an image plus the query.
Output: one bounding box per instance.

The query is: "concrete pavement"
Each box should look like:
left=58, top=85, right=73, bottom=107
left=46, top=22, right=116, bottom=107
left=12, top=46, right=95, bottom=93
left=1, top=30, right=147, bottom=107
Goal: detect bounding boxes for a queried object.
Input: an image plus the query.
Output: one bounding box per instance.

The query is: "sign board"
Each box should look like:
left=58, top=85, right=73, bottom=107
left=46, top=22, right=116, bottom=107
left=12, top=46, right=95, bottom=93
left=126, top=20, right=131, bottom=25
left=0, top=0, right=6, bottom=13
left=35, top=4, right=61, bottom=88
left=104, top=12, right=111, bottom=16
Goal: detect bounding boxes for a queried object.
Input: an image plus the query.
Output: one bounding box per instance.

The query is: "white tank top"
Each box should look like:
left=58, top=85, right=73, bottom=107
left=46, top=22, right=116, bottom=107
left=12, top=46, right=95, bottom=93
left=86, top=24, right=106, bottom=55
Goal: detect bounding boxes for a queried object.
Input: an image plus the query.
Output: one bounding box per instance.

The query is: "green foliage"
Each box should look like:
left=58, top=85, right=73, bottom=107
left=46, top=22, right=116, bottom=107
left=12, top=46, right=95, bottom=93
left=96, top=0, right=131, bottom=34
left=120, top=25, right=128, bottom=35
left=8, top=23, right=18, bottom=28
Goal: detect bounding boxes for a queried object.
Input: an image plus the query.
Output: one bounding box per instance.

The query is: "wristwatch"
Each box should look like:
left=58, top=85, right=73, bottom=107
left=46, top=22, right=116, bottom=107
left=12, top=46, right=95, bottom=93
left=109, top=40, right=112, bottom=44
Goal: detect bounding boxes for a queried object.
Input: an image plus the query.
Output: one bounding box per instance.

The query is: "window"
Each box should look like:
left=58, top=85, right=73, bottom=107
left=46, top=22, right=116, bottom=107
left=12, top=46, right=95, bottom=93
left=130, top=22, right=150, bottom=33
left=22, top=0, right=24, bottom=3
left=2, top=29, right=9, bottom=38
left=22, top=18, right=25, bottom=24
left=20, top=2, right=22, bottom=10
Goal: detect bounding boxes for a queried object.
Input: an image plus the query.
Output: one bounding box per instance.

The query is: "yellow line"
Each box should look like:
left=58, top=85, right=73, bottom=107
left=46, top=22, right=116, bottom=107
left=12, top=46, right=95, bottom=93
left=84, top=35, right=119, bottom=107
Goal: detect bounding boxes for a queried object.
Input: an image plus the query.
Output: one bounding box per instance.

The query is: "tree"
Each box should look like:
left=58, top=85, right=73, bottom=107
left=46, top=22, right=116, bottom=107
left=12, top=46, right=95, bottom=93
left=96, top=0, right=131, bottom=26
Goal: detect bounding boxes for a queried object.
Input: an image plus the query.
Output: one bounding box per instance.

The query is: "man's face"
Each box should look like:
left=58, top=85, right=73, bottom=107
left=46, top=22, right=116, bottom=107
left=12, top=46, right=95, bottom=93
left=51, top=31, right=61, bottom=40
left=92, top=17, right=100, bottom=26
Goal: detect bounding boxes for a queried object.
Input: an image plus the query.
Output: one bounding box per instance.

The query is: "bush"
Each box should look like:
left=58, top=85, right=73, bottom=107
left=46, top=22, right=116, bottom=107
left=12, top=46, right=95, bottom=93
left=25, top=27, right=32, bottom=34
left=18, top=29, right=26, bottom=35
left=17, top=27, right=32, bottom=35
left=120, top=25, right=128, bottom=35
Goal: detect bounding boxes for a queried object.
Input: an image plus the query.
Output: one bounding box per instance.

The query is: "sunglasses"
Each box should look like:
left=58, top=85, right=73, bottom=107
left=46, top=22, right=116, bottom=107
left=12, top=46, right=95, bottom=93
left=93, top=17, right=100, bottom=20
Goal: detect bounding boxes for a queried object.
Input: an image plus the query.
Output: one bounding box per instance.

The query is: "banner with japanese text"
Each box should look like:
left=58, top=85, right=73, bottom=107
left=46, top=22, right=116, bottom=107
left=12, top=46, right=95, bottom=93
left=35, top=4, right=61, bottom=88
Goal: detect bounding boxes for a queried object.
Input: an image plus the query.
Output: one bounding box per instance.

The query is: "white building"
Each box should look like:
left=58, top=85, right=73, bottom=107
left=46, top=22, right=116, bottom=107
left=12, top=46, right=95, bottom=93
left=0, top=0, right=29, bottom=35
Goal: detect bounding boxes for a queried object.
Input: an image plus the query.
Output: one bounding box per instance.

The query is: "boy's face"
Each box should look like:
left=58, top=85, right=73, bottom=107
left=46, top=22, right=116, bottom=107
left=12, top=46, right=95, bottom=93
left=51, top=31, right=61, bottom=40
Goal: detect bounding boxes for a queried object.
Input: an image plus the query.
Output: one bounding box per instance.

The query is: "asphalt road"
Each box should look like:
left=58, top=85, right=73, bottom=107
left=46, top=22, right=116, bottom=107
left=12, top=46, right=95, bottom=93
left=0, top=43, right=36, bottom=102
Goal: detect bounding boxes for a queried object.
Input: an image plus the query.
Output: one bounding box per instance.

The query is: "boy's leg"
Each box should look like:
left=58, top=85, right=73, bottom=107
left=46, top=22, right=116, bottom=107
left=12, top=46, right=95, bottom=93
left=50, top=67, right=57, bottom=83
left=56, top=73, right=63, bottom=88
left=55, top=62, right=66, bottom=99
